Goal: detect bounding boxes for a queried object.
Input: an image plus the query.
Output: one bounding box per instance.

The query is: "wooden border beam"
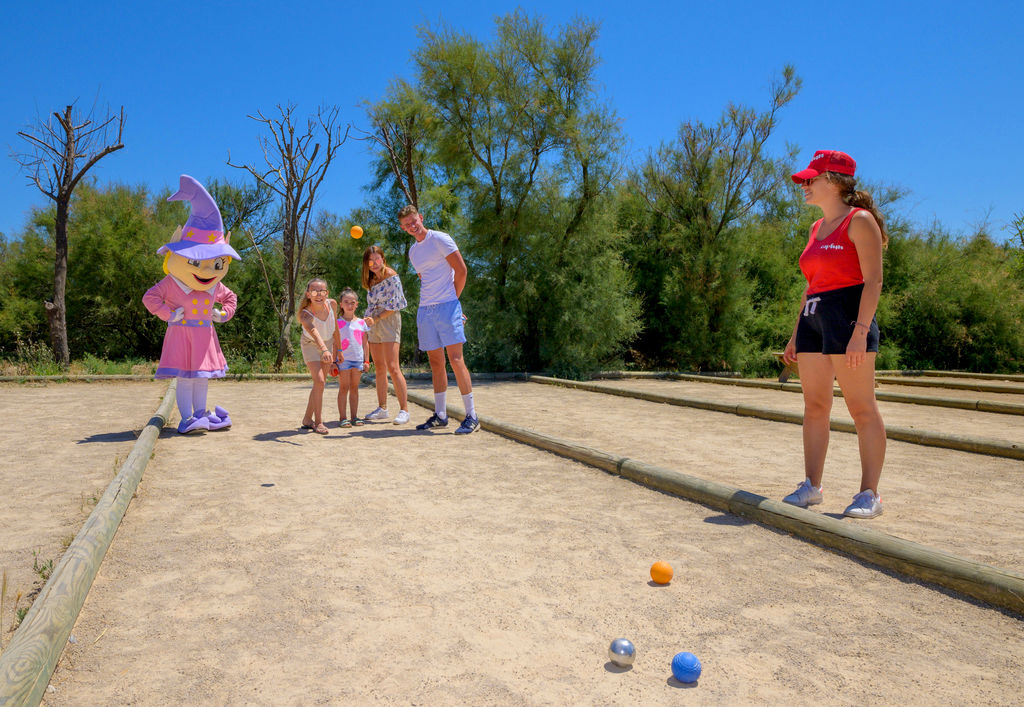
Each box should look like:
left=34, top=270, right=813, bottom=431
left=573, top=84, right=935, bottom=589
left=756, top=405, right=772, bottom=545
left=0, top=383, right=175, bottom=705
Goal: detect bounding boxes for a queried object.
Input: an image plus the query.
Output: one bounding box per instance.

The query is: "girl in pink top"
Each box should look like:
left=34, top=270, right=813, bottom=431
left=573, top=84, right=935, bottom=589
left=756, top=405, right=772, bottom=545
left=334, top=287, right=373, bottom=428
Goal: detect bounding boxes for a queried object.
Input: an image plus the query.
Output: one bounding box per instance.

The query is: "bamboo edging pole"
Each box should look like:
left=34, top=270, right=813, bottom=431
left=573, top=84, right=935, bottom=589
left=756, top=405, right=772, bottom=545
left=591, top=371, right=1024, bottom=417
left=0, top=382, right=176, bottom=707
left=532, top=376, right=1024, bottom=461
left=403, top=388, right=1024, bottom=615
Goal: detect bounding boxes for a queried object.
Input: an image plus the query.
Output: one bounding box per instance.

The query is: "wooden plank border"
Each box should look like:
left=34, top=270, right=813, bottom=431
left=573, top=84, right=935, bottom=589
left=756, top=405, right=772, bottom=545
left=591, top=371, right=1024, bottom=417
left=532, top=376, right=1024, bottom=461
left=0, top=382, right=176, bottom=706
left=403, top=388, right=1024, bottom=615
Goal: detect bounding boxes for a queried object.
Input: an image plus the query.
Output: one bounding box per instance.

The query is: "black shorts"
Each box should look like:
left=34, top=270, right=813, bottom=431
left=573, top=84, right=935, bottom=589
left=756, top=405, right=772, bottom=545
left=795, top=283, right=880, bottom=355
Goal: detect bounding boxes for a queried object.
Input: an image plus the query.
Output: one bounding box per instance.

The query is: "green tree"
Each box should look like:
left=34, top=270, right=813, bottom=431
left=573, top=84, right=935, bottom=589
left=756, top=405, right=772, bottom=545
left=385, top=11, right=637, bottom=373
left=623, top=67, right=801, bottom=370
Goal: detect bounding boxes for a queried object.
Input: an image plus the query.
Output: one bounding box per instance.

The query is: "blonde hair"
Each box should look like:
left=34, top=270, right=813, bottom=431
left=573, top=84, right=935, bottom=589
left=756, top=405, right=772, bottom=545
left=296, top=278, right=328, bottom=315
left=361, top=245, right=394, bottom=290
left=397, top=204, right=418, bottom=220
left=824, top=172, right=889, bottom=248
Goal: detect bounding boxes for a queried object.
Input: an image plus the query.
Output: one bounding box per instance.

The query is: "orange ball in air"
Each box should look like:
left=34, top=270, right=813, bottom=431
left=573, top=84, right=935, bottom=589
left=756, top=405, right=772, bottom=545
left=350, top=225, right=364, bottom=239
left=650, top=561, right=673, bottom=585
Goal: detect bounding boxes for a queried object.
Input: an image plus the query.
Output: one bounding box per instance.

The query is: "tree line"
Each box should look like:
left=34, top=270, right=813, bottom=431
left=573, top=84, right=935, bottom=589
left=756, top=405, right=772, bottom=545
left=3, top=11, right=1023, bottom=376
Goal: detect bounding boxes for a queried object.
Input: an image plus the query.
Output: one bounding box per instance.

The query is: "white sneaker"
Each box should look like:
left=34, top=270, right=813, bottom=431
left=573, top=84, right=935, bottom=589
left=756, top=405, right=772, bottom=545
left=364, top=406, right=389, bottom=421
left=782, top=479, right=823, bottom=508
left=843, top=490, right=883, bottom=518
left=393, top=410, right=410, bottom=425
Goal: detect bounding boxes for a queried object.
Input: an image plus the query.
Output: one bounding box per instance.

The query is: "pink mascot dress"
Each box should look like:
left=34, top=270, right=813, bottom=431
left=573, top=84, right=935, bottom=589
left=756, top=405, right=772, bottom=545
left=143, top=175, right=241, bottom=434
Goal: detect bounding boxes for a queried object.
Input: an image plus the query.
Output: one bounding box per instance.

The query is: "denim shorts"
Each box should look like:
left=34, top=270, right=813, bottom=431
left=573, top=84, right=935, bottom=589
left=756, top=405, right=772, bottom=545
left=338, top=359, right=364, bottom=371
left=416, top=299, right=466, bottom=351
left=795, top=283, right=879, bottom=355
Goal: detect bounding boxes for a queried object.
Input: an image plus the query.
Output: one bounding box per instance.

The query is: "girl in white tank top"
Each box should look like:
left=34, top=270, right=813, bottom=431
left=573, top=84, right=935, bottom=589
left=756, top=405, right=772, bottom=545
left=298, top=279, right=341, bottom=434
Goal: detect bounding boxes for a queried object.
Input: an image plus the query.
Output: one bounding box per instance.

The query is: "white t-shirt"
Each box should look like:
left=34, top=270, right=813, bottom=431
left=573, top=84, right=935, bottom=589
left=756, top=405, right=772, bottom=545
left=409, top=229, right=459, bottom=306
left=337, top=317, right=369, bottom=361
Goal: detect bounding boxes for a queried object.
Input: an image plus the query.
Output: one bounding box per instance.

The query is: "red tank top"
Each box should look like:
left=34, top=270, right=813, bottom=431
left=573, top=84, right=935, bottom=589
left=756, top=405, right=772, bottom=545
left=799, top=208, right=865, bottom=295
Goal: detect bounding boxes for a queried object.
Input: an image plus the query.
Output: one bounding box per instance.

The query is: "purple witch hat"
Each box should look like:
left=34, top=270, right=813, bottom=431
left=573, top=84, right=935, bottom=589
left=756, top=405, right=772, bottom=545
left=158, top=175, right=242, bottom=260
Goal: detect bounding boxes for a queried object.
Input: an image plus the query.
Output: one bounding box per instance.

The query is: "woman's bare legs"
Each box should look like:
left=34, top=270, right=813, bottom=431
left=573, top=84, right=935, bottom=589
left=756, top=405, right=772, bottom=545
left=832, top=352, right=885, bottom=493
left=797, top=353, right=836, bottom=487
left=378, top=341, right=408, bottom=411
left=369, top=342, right=389, bottom=410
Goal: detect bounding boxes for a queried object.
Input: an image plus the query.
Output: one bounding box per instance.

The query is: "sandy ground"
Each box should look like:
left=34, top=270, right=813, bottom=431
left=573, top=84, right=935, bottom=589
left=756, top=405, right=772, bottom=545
left=0, top=378, right=1021, bottom=705
left=0, top=381, right=168, bottom=647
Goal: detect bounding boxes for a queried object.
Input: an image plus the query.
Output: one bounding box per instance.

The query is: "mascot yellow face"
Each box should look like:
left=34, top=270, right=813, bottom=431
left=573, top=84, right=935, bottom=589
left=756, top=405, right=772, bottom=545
left=165, top=249, right=233, bottom=291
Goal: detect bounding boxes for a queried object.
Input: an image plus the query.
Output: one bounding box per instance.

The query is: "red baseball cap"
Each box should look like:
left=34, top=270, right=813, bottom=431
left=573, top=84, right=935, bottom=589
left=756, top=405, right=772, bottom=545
left=791, top=150, right=857, bottom=183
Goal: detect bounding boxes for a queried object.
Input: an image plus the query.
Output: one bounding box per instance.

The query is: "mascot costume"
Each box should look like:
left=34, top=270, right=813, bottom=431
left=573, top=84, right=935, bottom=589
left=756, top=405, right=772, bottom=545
left=143, top=175, right=240, bottom=433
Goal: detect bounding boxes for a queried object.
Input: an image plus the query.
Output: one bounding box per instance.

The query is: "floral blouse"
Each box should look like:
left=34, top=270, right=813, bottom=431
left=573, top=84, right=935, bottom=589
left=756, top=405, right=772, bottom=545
left=365, top=274, right=408, bottom=319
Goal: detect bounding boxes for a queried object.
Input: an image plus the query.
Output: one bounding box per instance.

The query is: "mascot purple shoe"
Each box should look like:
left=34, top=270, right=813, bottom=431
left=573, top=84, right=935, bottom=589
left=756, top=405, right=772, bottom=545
left=143, top=175, right=241, bottom=434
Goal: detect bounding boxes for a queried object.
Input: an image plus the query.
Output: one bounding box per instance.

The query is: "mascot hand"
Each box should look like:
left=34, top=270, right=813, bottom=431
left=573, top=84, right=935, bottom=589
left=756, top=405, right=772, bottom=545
left=169, top=307, right=185, bottom=323
left=212, top=308, right=226, bottom=323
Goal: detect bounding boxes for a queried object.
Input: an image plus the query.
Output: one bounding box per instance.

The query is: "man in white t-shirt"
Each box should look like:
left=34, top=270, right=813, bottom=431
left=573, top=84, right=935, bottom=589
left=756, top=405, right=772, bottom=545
left=398, top=205, right=479, bottom=434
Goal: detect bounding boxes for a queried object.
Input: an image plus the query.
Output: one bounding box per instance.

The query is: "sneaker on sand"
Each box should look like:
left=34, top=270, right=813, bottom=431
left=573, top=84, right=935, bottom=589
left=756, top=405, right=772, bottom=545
left=455, top=415, right=479, bottom=435
left=782, top=479, right=823, bottom=508
left=416, top=413, right=449, bottom=430
left=393, top=410, right=410, bottom=425
left=843, top=490, right=883, bottom=519
left=364, top=406, right=389, bottom=421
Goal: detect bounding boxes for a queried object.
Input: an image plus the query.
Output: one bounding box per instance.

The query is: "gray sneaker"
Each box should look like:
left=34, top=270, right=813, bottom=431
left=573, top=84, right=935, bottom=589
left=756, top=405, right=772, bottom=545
left=364, top=406, right=389, bottom=421
left=782, top=479, right=823, bottom=508
left=843, top=490, right=883, bottom=518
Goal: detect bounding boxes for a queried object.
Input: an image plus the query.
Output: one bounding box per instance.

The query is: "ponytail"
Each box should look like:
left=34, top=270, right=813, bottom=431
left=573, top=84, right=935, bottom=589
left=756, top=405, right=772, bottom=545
left=827, top=173, right=888, bottom=248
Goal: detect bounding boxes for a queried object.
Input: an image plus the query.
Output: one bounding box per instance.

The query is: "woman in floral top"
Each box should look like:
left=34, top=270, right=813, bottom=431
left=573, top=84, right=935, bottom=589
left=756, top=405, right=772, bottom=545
left=360, top=245, right=411, bottom=424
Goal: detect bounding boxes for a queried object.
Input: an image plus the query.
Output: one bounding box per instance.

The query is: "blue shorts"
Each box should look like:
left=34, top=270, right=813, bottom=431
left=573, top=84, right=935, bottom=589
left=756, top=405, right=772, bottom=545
left=795, top=284, right=880, bottom=355
left=338, top=359, right=363, bottom=371
left=417, top=299, right=466, bottom=352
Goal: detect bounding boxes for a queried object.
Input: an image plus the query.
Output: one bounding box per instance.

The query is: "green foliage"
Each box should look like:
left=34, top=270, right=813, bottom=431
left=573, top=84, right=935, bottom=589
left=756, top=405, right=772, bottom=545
left=622, top=67, right=801, bottom=371
left=398, top=11, right=638, bottom=372
left=884, top=229, right=1024, bottom=371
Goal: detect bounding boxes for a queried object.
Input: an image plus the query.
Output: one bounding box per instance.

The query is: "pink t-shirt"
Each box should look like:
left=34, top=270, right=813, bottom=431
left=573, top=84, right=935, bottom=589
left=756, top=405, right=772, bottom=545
left=337, top=317, right=369, bottom=361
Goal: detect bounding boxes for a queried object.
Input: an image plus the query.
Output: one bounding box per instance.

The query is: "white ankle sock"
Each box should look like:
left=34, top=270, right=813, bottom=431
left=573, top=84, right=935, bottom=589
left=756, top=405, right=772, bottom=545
left=462, top=392, right=476, bottom=419
left=434, top=392, right=447, bottom=419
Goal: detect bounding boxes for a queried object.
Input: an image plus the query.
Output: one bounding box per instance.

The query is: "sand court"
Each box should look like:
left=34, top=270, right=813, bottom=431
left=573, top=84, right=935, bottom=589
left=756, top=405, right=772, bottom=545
left=1, top=379, right=1022, bottom=704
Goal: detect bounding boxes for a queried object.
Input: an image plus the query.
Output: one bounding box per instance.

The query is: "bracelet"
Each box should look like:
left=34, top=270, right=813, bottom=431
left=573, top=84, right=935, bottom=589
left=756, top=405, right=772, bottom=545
left=853, top=321, right=870, bottom=331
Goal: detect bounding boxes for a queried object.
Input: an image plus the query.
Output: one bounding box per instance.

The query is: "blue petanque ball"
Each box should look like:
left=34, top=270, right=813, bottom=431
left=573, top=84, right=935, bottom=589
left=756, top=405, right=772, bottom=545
left=671, top=651, right=701, bottom=683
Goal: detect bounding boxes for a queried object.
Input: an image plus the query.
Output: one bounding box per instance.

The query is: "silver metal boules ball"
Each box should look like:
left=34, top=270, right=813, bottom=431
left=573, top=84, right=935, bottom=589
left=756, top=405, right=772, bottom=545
left=608, top=638, right=636, bottom=667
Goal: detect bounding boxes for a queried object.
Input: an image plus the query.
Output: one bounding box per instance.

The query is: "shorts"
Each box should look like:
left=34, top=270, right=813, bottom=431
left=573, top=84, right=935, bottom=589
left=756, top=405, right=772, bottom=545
left=338, top=359, right=364, bottom=371
left=417, top=299, right=466, bottom=352
left=795, top=283, right=879, bottom=355
left=367, top=312, right=402, bottom=344
left=300, top=339, right=329, bottom=364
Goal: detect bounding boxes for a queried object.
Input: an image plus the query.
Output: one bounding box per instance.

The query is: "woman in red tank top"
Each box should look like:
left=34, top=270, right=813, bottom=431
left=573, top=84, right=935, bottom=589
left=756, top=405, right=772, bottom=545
left=781, top=150, right=889, bottom=519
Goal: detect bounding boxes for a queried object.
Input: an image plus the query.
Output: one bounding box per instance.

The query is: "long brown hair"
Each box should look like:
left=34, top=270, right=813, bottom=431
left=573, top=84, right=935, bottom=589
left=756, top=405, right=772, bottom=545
left=825, top=172, right=889, bottom=248
left=361, top=245, right=395, bottom=289
left=296, top=278, right=328, bottom=316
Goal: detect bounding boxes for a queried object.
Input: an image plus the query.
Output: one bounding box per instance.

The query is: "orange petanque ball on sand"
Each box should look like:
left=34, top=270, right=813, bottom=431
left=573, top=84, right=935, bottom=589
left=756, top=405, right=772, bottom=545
left=350, top=225, right=364, bottom=239
left=650, top=561, right=673, bottom=585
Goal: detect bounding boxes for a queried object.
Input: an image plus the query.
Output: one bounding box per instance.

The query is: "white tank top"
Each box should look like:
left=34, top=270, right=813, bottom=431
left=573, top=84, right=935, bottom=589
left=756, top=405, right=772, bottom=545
left=300, top=302, right=337, bottom=345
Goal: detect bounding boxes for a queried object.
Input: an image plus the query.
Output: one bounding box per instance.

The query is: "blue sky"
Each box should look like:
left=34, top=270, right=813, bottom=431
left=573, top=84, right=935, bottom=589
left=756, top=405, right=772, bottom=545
left=1, top=1, right=1021, bottom=241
